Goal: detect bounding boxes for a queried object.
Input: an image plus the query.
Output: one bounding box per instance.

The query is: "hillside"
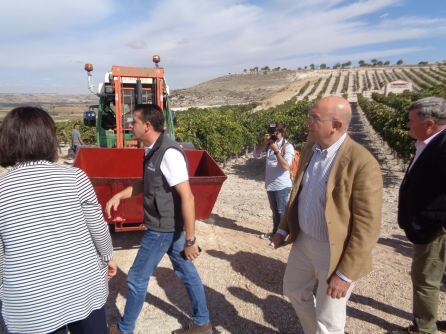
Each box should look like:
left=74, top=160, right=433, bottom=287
left=169, top=70, right=298, bottom=108
left=170, top=65, right=446, bottom=109
left=0, top=65, right=444, bottom=120
left=0, top=93, right=97, bottom=122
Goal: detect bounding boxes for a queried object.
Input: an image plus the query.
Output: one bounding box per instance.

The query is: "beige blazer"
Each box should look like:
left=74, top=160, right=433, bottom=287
left=279, top=135, right=383, bottom=281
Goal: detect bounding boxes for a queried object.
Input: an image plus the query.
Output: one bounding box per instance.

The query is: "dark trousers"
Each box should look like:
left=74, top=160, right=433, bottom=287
left=412, top=234, right=446, bottom=334
left=48, top=307, right=108, bottom=334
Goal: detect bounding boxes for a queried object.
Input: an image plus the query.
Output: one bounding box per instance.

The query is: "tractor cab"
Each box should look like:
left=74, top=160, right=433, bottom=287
left=83, top=55, right=174, bottom=148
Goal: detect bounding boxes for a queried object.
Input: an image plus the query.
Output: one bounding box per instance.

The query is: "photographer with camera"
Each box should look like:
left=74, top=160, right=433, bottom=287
left=254, top=123, right=294, bottom=240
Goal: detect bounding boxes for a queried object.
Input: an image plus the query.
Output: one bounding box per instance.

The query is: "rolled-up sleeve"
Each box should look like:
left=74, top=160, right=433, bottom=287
left=75, top=169, right=113, bottom=262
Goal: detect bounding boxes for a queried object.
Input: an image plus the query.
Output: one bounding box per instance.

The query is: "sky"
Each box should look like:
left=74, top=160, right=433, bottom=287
left=0, top=0, right=445, bottom=93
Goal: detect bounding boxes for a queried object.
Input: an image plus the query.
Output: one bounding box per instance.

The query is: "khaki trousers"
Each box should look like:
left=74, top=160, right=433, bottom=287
left=283, top=233, right=354, bottom=334
left=412, top=234, right=446, bottom=334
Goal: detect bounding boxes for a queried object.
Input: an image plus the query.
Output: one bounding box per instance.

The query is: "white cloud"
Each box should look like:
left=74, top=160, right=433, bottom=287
left=0, top=0, right=116, bottom=39
left=0, top=0, right=444, bottom=92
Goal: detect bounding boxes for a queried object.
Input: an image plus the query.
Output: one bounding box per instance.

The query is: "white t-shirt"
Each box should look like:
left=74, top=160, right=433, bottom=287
left=146, top=145, right=189, bottom=187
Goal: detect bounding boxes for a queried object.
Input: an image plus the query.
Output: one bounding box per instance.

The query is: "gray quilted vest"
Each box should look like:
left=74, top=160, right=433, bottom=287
left=143, top=134, right=185, bottom=232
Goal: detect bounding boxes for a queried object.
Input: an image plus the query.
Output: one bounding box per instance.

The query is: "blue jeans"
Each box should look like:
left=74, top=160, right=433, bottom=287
left=267, top=187, right=291, bottom=234
left=118, top=230, right=210, bottom=333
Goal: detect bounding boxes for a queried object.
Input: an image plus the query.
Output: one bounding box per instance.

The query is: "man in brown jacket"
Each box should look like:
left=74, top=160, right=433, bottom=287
left=272, top=96, right=382, bottom=333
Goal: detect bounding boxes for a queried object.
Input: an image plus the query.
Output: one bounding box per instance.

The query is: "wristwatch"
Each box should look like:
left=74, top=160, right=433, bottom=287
left=185, top=237, right=196, bottom=247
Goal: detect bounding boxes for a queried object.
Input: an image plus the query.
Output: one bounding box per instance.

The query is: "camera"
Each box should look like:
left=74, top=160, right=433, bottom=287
left=268, top=124, right=278, bottom=142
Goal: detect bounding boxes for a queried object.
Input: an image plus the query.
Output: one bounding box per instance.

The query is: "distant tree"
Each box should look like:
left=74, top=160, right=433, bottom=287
left=281, top=68, right=288, bottom=71
left=371, top=59, right=378, bottom=66
left=320, top=64, right=327, bottom=69
left=377, top=60, right=383, bottom=66
left=396, top=59, right=404, bottom=66
left=243, top=69, right=247, bottom=73
left=358, top=60, right=366, bottom=67
left=298, top=67, right=302, bottom=70
left=345, top=60, right=352, bottom=67
left=418, top=61, right=429, bottom=65
left=273, top=67, right=281, bottom=71
left=304, top=66, right=308, bottom=69
left=261, top=66, right=270, bottom=71
left=383, top=61, right=390, bottom=66
left=310, top=64, right=315, bottom=70
left=333, top=63, right=341, bottom=69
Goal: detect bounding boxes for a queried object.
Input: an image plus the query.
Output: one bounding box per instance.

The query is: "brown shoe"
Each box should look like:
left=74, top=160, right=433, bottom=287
left=172, top=322, right=213, bottom=334
left=438, top=321, right=446, bottom=333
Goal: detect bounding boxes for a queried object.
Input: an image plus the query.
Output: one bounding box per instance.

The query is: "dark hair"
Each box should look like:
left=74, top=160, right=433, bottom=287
left=0, top=107, right=59, bottom=167
left=134, top=104, right=164, bottom=132
left=275, top=123, right=285, bottom=136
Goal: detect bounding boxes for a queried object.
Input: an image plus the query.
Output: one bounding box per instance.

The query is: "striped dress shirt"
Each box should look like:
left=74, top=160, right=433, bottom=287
left=298, top=133, right=347, bottom=241
left=0, top=161, right=113, bottom=334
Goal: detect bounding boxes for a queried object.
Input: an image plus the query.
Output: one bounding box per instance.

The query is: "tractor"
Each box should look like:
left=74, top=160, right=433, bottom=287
left=83, top=55, right=175, bottom=148
left=77, top=56, right=226, bottom=232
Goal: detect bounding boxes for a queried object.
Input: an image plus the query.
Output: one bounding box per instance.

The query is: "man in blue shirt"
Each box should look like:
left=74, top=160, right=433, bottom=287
left=254, top=124, right=294, bottom=239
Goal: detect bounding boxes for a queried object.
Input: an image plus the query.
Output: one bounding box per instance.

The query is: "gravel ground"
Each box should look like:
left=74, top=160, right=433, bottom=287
left=0, top=105, right=444, bottom=333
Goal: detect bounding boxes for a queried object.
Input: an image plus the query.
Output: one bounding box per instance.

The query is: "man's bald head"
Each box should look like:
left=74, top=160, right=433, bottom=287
left=315, top=96, right=352, bottom=131
left=307, top=96, right=352, bottom=149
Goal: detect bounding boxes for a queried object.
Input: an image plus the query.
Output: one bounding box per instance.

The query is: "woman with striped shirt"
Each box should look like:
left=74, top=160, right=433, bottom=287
left=0, top=107, right=116, bottom=334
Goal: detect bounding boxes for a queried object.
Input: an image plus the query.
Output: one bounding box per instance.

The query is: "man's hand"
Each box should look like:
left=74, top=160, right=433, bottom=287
left=327, top=274, right=351, bottom=299
left=184, top=243, right=201, bottom=261
left=272, top=233, right=285, bottom=249
left=270, top=142, right=279, bottom=153
left=105, top=196, right=121, bottom=218
left=107, top=259, right=117, bottom=280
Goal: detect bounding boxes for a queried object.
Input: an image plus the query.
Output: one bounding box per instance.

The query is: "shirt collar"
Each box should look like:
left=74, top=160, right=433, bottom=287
left=12, top=160, right=52, bottom=170
left=416, top=130, right=443, bottom=149
left=313, top=133, right=347, bottom=158
left=144, top=142, right=155, bottom=155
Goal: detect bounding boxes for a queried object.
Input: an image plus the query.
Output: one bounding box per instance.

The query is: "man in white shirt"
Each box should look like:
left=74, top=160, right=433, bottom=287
left=107, top=104, right=212, bottom=334
left=254, top=124, right=294, bottom=239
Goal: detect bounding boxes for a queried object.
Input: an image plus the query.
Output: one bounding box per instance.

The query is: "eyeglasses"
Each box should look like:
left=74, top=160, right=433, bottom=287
left=307, top=114, right=333, bottom=123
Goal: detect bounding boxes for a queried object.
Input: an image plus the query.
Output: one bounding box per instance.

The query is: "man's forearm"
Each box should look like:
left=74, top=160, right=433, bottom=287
left=115, top=183, right=143, bottom=200
left=255, top=143, right=266, bottom=154
left=182, top=193, right=196, bottom=241
left=276, top=153, right=290, bottom=171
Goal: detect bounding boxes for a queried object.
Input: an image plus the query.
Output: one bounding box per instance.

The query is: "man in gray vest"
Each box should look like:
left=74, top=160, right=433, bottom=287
left=106, top=104, right=212, bottom=334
